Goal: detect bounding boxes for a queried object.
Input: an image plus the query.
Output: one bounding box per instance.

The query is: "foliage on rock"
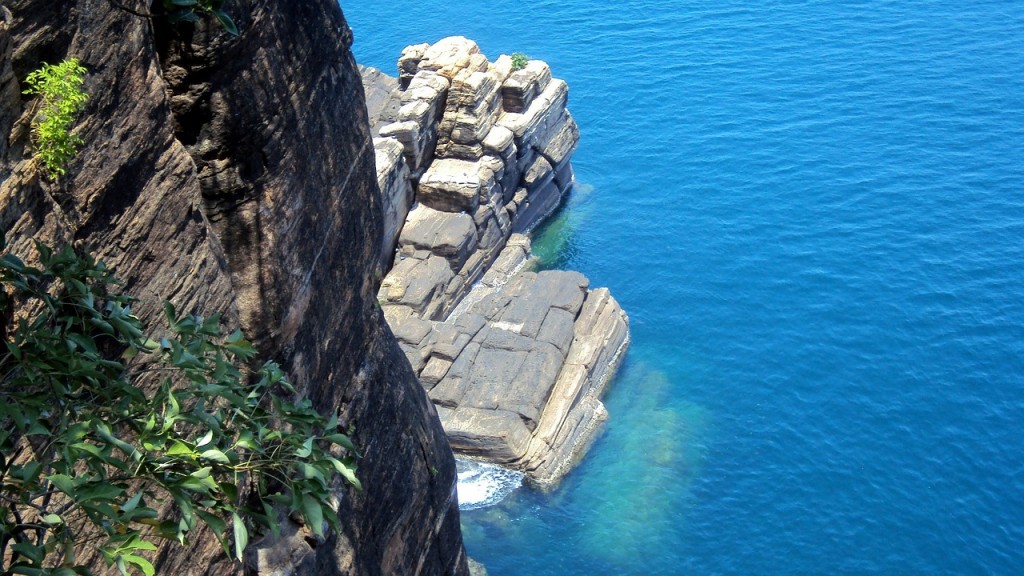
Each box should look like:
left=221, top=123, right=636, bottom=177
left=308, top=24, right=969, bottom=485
left=161, top=0, right=239, bottom=36
left=22, top=59, right=88, bottom=180
left=0, top=235, right=359, bottom=575
left=510, top=53, right=529, bottom=72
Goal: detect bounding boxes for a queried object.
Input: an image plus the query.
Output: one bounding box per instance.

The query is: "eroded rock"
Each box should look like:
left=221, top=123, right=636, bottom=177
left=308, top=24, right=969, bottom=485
left=418, top=36, right=481, bottom=80
left=424, top=265, right=627, bottom=481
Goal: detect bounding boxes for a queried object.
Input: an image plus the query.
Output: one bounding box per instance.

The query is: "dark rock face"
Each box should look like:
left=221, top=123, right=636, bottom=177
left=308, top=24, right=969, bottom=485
left=367, top=40, right=629, bottom=486
left=0, top=1, right=467, bottom=574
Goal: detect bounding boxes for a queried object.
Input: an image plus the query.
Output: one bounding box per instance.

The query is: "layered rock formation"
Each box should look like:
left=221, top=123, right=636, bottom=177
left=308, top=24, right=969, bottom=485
left=364, top=37, right=629, bottom=485
left=1, top=2, right=466, bottom=574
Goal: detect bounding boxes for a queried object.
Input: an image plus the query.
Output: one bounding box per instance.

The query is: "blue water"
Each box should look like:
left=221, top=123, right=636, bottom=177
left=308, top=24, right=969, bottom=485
left=343, top=1, right=1024, bottom=573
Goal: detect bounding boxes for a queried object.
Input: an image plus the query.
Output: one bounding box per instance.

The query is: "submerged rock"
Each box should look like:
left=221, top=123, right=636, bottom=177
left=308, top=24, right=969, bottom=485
left=365, top=37, right=629, bottom=486
left=468, top=557, right=490, bottom=576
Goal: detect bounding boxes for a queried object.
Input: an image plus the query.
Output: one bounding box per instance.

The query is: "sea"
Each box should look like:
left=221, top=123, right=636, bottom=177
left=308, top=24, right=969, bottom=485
left=342, top=1, right=1024, bottom=574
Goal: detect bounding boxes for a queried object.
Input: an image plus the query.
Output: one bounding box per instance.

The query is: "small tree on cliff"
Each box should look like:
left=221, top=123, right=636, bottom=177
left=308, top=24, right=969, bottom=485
left=107, top=0, right=240, bottom=35
left=22, top=59, right=89, bottom=180
left=0, top=234, right=359, bottom=575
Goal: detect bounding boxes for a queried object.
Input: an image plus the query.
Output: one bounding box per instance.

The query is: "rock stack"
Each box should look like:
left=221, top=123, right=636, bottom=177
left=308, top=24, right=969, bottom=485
left=362, top=37, right=629, bottom=485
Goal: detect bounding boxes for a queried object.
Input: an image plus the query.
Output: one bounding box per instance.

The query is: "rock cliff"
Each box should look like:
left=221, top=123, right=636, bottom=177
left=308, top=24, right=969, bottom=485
left=363, top=38, right=630, bottom=485
left=1, top=2, right=467, bottom=574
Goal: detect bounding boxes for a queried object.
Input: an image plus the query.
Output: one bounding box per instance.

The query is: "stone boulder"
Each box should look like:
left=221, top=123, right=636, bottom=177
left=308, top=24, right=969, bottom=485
left=399, top=204, right=479, bottom=270
left=500, top=60, right=552, bottom=113
left=418, top=157, right=489, bottom=213
left=398, top=42, right=429, bottom=88
left=378, top=70, right=449, bottom=175
left=418, top=36, right=483, bottom=80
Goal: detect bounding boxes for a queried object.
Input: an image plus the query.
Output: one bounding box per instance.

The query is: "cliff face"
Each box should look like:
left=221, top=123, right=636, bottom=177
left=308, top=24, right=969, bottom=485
left=0, top=1, right=467, bottom=574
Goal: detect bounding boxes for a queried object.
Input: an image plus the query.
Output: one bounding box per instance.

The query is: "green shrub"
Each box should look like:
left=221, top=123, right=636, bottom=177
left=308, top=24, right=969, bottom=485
left=0, top=235, right=359, bottom=575
left=162, top=0, right=239, bottom=35
left=22, top=59, right=89, bottom=180
left=510, top=52, right=529, bottom=72
left=106, top=0, right=239, bottom=35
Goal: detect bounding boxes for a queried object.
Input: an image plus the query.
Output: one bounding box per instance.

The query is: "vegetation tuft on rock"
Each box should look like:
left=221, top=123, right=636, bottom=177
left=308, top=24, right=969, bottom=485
left=510, top=52, right=529, bottom=71
left=22, top=58, right=88, bottom=180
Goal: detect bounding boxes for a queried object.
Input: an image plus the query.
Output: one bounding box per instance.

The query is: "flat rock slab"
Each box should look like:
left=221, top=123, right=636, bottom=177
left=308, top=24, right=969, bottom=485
left=360, top=65, right=401, bottom=135
left=379, top=254, right=453, bottom=318
left=374, top=137, right=414, bottom=269
left=383, top=230, right=629, bottom=486
left=423, top=251, right=629, bottom=483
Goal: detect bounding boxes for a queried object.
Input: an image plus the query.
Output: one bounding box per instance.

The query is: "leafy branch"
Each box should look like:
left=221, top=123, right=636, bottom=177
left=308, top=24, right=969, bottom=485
left=161, top=0, right=239, bottom=36
left=0, top=235, right=359, bottom=575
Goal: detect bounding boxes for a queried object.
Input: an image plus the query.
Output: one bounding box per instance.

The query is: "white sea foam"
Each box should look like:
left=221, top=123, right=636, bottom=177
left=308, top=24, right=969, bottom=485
left=456, top=459, right=523, bottom=510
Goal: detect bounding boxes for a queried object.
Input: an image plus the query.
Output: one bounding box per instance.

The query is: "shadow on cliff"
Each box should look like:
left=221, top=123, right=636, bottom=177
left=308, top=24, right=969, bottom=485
left=147, top=3, right=471, bottom=572
left=0, top=0, right=470, bottom=573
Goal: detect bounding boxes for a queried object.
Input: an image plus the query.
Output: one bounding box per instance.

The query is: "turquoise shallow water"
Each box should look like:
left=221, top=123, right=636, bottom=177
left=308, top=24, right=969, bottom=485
left=343, top=1, right=1024, bottom=573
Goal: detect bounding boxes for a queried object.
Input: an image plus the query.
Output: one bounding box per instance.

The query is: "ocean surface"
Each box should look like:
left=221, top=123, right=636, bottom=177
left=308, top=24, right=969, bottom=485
left=342, top=1, right=1024, bottom=574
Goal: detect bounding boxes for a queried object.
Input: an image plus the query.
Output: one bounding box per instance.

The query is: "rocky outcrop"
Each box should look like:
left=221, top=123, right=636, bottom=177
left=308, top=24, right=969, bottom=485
left=432, top=243, right=630, bottom=482
left=374, top=37, right=581, bottom=322
left=1, top=2, right=467, bottom=575
left=367, top=37, right=629, bottom=485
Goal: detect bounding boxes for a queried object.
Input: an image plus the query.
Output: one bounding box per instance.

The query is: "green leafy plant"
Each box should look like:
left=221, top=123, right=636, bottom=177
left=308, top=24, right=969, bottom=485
left=105, top=0, right=239, bottom=35
left=510, top=53, right=529, bottom=72
left=22, top=59, right=89, bottom=180
left=162, top=0, right=239, bottom=36
left=0, top=235, right=359, bottom=575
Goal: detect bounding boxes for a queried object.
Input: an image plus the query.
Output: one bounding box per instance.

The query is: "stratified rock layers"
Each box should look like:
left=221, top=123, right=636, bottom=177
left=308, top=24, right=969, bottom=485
left=366, top=37, right=629, bottom=485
